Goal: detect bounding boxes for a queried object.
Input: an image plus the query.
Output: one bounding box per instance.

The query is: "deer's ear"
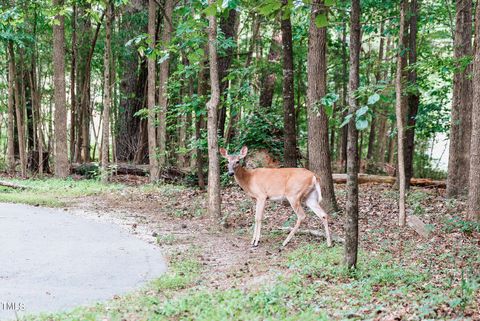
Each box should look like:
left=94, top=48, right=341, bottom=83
left=219, top=148, right=228, bottom=157
left=239, top=146, right=248, bottom=159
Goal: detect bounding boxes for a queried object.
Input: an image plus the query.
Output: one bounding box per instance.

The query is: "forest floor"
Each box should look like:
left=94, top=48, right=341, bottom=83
left=1, top=175, right=479, bottom=320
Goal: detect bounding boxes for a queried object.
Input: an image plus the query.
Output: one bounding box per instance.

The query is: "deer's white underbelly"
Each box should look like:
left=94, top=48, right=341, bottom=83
left=269, top=195, right=287, bottom=201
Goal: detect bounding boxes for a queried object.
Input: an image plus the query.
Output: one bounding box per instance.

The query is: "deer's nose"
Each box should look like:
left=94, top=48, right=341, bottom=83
left=228, top=172, right=234, bottom=177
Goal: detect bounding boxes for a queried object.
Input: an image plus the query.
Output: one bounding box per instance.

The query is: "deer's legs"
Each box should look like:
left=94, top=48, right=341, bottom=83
left=282, top=198, right=306, bottom=247
left=306, top=194, right=332, bottom=247
left=251, top=198, right=266, bottom=247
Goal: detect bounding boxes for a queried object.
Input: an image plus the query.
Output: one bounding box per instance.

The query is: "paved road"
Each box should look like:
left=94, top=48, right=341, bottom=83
left=0, top=203, right=167, bottom=320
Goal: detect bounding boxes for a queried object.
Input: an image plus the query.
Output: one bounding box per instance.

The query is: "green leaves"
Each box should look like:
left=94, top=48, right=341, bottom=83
left=314, top=14, right=328, bottom=28
left=340, top=92, right=382, bottom=131
left=258, top=0, right=282, bottom=16
left=203, top=3, right=217, bottom=16
left=367, top=93, right=380, bottom=105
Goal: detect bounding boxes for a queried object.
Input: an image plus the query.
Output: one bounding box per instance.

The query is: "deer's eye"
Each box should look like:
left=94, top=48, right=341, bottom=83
left=236, top=161, right=240, bottom=164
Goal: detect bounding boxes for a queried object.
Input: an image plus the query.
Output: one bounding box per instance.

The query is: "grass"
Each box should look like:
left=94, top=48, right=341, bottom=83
left=22, top=244, right=479, bottom=321
left=0, top=177, right=124, bottom=207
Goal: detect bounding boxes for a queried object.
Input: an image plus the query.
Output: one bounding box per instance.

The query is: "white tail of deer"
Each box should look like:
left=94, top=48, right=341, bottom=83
left=220, top=146, right=332, bottom=247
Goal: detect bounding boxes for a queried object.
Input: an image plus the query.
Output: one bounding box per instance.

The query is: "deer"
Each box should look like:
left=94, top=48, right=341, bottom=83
left=219, top=146, right=332, bottom=248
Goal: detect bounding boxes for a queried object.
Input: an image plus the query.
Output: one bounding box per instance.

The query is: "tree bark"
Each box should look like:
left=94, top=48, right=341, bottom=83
left=468, top=0, right=480, bottom=221
left=53, top=0, right=69, bottom=178
left=8, top=42, right=27, bottom=177
left=259, top=34, right=281, bottom=110
left=345, top=0, right=361, bottom=269
left=396, top=0, right=409, bottom=227
left=447, top=0, right=473, bottom=198
left=7, top=45, right=15, bottom=173
left=157, top=0, right=174, bottom=168
left=405, top=0, right=419, bottom=188
left=196, top=53, right=207, bottom=190
left=339, top=20, right=348, bottom=172
left=281, top=0, right=297, bottom=167
left=376, top=34, right=391, bottom=163
left=307, top=0, right=338, bottom=213
left=217, top=9, right=238, bottom=137
left=206, top=1, right=221, bottom=218
left=147, top=0, right=159, bottom=181
left=101, top=1, right=112, bottom=182
left=70, top=3, right=77, bottom=162
left=116, top=0, right=147, bottom=163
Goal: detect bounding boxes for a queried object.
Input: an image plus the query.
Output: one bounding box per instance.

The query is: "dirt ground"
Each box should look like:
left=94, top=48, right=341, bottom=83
left=64, top=176, right=479, bottom=319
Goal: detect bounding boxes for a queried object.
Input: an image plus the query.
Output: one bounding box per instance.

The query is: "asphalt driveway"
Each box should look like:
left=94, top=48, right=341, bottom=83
left=0, top=203, right=166, bottom=320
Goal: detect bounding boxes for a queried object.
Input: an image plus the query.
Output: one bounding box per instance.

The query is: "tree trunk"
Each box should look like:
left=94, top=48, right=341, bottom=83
left=339, top=20, right=348, bottom=172
left=376, top=34, right=391, bottom=163
left=196, top=54, right=207, bottom=190
left=206, top=1, right=221, bottom=218
left=7, top=47, right=15, bottom=173
left=53, top=0, right=69, bottom=178
left=101, top=1, right=112, bottom=182
left=217, top=9, right=238, bottom=137
left=8, top=42, right=27, bottom=177
left=29, top=34, right=44, bottom=176
left=468, top=0, right=480, bottom=221
left=345, top=0, right=361, bottom=269
left=70, top=3, right=77, bottom=162
left=157, top=0, right=174, bottom=168
left=307, top=0, right=338, bottom=213
left=77, top=11, right=104, bottom=163
left=281, top=0, right=297, bottom=167
left=447, top=0, right=473, bottom=198
left=366, top=117, right=376, bottom=160
left=405, top=0, right=419, bottom=188
left=396, top=0, right=409, bottom=227
left=259, top=34, right=281, bottom=110
left=147, top=0, right=159, bottom=181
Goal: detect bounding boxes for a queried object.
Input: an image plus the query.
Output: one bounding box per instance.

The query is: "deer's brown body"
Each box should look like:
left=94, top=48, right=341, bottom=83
left=220, top=146, right=332, bottom=247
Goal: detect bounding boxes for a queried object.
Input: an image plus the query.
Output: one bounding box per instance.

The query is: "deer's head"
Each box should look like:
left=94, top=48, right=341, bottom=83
left=219, top=146, right=248, bottom=176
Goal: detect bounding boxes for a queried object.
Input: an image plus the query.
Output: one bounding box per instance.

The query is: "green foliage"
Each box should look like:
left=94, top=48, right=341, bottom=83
left=444, top=217, right=480, bottom=235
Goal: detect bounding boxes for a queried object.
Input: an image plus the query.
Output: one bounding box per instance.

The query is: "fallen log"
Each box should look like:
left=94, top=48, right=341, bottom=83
left=278, top=227, right=345, bottom=244
left=332, top=173, right=445, bottom=188
left=71, top=163, right=149, bottom=176
left=0, top=180, right=28, bottom=190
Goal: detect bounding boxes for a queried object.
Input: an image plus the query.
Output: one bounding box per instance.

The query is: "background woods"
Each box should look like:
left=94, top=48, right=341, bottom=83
left=1, top=0, right=480, bottom=256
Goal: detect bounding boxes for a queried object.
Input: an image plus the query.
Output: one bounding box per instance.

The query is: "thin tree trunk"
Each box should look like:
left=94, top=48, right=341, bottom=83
left=281, top=0, right=297, bottom=167
left=196, top=54, right=207, bottom=190
left=8, top=42, right=27, bottom=177
left=147, top=0, right=159, bottom=181
left=157, top=0, right=174, bottom=168
left=79, top=12, right=104, bottom=163
left=259, top=34, right=281, bottom=110
left=70, top=3, right=77, bottom=162
left=376, top=34, right=391, bottom=163
left=7, top=46, right=15, bottom=173
left=206, top=1, right=221, bottom=218
left=30, top=41, right=43, bottom=176
left=345, top=0, right=361, bottom=269
left=101, top=1, right=112, bottom=182
left=405, top=0, right=419, bottom=188
left=447, top=0, right=473, bottom=197
left=468, top=0, right=480, bottom=221
left=217, top=9, right=238, bottom=137
left=307, top=0, right=337, bottom=213
left=339, top=20, right=348, bottom=172
left=396, top=0, right=409, bottom=227
left=366, top=117, right=376, bottom=160
left=53, top=0, right=69, bottom=177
